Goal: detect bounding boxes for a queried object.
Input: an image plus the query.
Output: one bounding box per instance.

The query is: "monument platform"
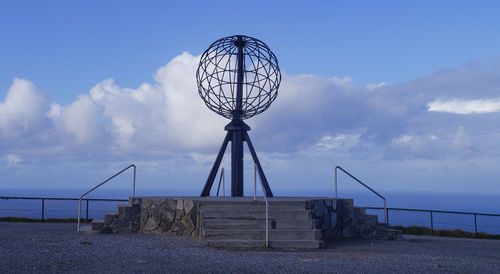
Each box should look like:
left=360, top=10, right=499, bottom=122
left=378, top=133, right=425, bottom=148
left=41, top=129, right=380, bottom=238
left=80, top=196, right=400, bottom=248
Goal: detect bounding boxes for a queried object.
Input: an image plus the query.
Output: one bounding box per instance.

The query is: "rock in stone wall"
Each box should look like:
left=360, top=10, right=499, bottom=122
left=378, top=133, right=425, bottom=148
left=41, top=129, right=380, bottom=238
left=308, top=199, right=341, bottom=240
left=308, top=199, right=379, bottom=240
left=140, top=198, right=200, bottom=238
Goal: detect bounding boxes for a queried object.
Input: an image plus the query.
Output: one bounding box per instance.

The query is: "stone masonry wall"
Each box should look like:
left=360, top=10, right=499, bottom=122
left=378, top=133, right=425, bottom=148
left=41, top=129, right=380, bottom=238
left=140, top=198, right=200, bottom=238
left=308, top=199, right=379, bottom=240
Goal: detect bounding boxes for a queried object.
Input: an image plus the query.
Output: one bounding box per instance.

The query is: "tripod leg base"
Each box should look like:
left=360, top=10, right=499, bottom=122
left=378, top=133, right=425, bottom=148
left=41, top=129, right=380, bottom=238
left=200, top=132, right=231, bottom=196
left=244, top=132, right=273, bottom=197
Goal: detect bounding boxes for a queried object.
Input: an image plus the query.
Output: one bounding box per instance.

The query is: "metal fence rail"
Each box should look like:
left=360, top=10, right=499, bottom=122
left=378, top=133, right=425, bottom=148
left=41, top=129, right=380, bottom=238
left=365, top=206, right=500, bottom=234
left=2, top=196, right=500, bottom=235
left=0, top=196, right=128, bottom=222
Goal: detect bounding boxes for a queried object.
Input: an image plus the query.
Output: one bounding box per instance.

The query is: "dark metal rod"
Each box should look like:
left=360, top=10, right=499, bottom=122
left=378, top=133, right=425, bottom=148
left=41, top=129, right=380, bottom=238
left=0, top=196, right=128, bottom=202
left=85, top=200, right=89, bottom=223
left=216, top=168, right=224, bottom=197
left=201, top=132, right=231, bottom=196
left=41, top=199, right=45, bottom=222
left=335, top=166, right=385, bottom=201
left=430, top=211, right=434, bottom=234
left=235, top=35, right=244, bottom=113
left=244, top=131, right=273, bottom=197
left=363, top=207, right=500, bottom=217
left=231, top=129, right=244, bottom=196
left=474, top=214, right=478, bottom=234
left=80, top=164, right=136, bottom=199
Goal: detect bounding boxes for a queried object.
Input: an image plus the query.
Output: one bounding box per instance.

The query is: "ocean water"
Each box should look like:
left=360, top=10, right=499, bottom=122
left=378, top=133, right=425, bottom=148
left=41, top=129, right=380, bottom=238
left=1, top=188, right=499, bottom=234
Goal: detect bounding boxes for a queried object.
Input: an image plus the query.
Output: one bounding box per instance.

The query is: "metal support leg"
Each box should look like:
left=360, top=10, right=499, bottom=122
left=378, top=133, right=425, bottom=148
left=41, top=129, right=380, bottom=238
left=244, top=132, right=273, bottom=197
left=231, top=129, right=244, bottom=196
left=201, top=132, right=231, bottom=196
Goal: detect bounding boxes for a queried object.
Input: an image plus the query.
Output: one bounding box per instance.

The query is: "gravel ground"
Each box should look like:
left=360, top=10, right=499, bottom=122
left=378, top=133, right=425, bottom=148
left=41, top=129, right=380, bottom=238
left=1, top=222, right=499, bottom=273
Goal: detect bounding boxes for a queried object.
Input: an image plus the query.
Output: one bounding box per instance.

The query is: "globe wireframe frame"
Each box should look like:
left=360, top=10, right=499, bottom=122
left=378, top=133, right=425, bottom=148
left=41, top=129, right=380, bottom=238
left=196, top=35, right=281, bottom=120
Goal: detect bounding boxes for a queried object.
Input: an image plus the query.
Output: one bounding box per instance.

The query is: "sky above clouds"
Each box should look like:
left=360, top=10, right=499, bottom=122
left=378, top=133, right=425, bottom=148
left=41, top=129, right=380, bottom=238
left=1, top=1, right=500, bottom=196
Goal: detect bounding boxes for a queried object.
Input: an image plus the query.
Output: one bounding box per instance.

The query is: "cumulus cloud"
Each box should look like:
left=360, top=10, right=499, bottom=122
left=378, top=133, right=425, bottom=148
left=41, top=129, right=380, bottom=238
left=1, top=53, right=500, bottom=168
left=0, top=78, right=49, bottom=139
left=427, top=98, right=500, bottom=114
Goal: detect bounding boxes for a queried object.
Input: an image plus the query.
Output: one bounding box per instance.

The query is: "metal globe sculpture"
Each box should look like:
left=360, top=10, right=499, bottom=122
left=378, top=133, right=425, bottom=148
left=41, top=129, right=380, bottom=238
left=198, top=35, right=281, bottom=197
left=196, top=35, right=281, bottom=120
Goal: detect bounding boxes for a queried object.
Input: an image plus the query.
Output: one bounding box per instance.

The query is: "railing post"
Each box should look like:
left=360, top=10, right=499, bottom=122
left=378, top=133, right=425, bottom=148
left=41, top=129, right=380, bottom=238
left=474, top=213, right=477, bottom=234
left=41, top=198, right=45, bottom=222
left=334, top=166, right=338, bottom=200
left=430, top=211, right=434, bottom=234
left=254, top=164, right=257, bottom=201
left=85, top=199, right=89, bottom=223
left=383, top=199, right=388, bottom=223
left=132, top=164, right=136, bottom=197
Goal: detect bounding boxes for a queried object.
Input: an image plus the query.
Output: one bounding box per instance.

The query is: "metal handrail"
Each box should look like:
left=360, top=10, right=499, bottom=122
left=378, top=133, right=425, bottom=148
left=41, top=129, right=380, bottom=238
left=364, top=206, right=500, bottom=234
left=335, top=165, right=388, bottom=223
left=77, top=164, right=136, bottom=232
left=216, top=168, right=225, bottom=197
left=254, top=164, right=269, bottom=247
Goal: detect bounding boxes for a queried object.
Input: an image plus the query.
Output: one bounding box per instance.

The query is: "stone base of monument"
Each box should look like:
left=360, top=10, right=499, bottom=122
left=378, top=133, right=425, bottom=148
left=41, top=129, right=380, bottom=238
left=79, top=197, right=400, bottom=248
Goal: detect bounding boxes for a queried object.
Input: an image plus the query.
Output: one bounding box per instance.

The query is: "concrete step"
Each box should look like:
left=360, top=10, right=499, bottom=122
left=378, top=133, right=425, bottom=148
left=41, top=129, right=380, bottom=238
left=117, top=204, right=131, bottom=215
left=201, top=210, right=310, bottom=220
left=375, top=225, right=402, bottom=240
left=203, top=229, right=322, bottom=241
left=78, top=224, right=92, bottom=234
left=203, top=218, right=315, bottom=230
left=104, top=212, right=119, bottom=224
left=200, top=201, right=307, bottom=211
left=364, top=214, right=378, bottom=225
left=207, top=239, right=323, bottom=249
left=340, top=199, right=353, bottom=207
left=91, top=219, right=105, bottom=231
left=352, top=206, right=366, bottom=215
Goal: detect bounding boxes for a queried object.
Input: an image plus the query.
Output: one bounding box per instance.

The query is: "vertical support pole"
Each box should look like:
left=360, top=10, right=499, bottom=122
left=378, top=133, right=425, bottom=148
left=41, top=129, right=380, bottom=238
left=41, top=199, right=45, bottom=222
left=254, top=164, right=257, bottom=201
left=231, top=129, right=244, bottom=196
left=132, top=165, right=136, bottom=198
left=85, top=200, right=89, bottom=223
left=474, top=213, right=477, bottom=234
left=430, top=211, right=434, bottom=234
left=230, top=35, right=245, bottom=197
left=77, top=199, right=82, bottom=232
left=334, top=166, right=338, bottom=200
left=383, top=199, right=388, bottom=224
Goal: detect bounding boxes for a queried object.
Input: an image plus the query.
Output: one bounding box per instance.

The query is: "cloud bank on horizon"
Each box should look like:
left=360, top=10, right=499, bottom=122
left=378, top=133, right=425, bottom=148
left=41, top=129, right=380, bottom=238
left=2, top=52, right=500, bottom=193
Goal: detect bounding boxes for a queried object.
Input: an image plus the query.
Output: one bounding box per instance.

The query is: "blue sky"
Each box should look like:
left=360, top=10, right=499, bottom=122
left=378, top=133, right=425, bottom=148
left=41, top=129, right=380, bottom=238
left=1, top=1, right=500, bottom=197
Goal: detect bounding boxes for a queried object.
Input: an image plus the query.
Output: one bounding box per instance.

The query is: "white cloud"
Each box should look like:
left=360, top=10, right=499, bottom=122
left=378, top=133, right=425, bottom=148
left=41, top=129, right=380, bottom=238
left=0, top=78, right=49, bottom=139
left=1, top=54, right=500, bottom=170
left=50, top=95, right=102, bottom=143
left=6, top=154, right=22, bottom=165
left=3, top=54, right=500, bottom=194
left=427, top=98, right=500, bottom=114
left=366, top=82, right=387, bottom=91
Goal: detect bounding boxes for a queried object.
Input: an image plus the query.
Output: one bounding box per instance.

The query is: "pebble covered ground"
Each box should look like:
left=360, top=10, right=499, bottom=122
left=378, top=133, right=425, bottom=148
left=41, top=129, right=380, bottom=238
left=1, top=222, right=500, bottom=273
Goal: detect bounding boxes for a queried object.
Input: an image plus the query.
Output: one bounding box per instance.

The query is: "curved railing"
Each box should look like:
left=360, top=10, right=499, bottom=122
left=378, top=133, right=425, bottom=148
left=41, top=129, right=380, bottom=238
left=77, top=164, right=136, bottom=232
left=254, top=164, right=269, bottom=247
left=335, top=165, right=388, bottom=223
